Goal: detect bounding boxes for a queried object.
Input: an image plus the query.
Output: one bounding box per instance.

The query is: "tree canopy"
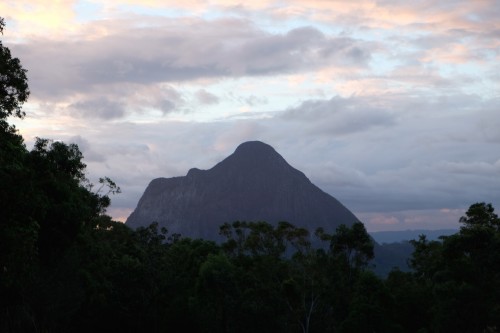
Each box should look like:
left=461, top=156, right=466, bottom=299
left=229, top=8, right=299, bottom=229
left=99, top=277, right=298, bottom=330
left=0, top=19, right=30, bottom=119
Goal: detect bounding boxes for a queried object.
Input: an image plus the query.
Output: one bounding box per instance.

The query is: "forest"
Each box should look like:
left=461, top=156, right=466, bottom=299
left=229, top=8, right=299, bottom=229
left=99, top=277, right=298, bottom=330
left=2, top=17, right=500, bottom=332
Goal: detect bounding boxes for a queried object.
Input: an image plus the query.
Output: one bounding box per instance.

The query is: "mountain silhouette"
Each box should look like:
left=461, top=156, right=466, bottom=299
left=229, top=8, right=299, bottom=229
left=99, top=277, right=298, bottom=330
left=126, top=141, right=359, bottom=240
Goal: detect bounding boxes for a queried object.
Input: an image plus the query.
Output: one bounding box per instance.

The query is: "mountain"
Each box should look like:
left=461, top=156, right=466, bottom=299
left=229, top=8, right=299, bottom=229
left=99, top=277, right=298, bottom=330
left=126, top=141, right=359, bottom=241
left=370, top=229, right=458, bottom=244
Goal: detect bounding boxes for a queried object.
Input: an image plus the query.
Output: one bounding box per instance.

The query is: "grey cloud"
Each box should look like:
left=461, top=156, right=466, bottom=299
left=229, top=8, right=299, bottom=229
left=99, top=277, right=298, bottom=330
left=345, top=46, right=371, bottom=63
left=319, top=38, right=372, bottom=65
left=232, top=27, right=371, bottom=75
left=158, top=99, right=176, bottom=114
left=69, top=97, right=126, bottom=119
left=81, top=56, right=226, bottom=86
left=286, top=26, right=325, bottom=42
left=142, top=85, right=184, bottom=115
left=267, top=93, right=500, bottom=215
left=438, top=160, right=500, bottom=176
left=281, top=96, right=396, bottom=136
left=488, top=67, right=500, bottom=82
left=195, top=89, right=220, bottom=105
left=67, top=135, right=106, bottom=163
left=12, top=20, right=371, bottom=99
left=62, top=83, right=183, bottom=118
left=103, top=143, right=151, bottom=157
left=228, top=93, right=268, bottom=106
left=244, top=95, right=268, bottom=106
left=477, top=108, right=500, bottom=143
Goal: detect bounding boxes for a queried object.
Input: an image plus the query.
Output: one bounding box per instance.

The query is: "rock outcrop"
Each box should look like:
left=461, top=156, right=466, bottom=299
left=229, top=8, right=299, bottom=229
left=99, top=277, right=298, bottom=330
left=126, top=141, right=359, bottom=240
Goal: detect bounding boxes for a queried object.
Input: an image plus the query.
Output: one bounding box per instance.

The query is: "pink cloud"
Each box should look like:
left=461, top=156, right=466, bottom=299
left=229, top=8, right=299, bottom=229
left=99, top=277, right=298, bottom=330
left=358, top=208, right=464, bottom=232
left=367, top=214, right=400, bottom=226
left=0, top=0, right=78, bottom=38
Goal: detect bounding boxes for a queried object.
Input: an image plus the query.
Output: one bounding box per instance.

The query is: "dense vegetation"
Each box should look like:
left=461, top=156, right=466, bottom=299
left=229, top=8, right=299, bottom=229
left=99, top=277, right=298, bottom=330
left=1, top=18, right=500, bottom=332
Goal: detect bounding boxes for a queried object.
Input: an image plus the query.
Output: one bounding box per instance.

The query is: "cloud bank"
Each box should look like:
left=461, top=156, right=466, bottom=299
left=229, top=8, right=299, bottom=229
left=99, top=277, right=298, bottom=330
left=4, top=0, right=499, bottom=231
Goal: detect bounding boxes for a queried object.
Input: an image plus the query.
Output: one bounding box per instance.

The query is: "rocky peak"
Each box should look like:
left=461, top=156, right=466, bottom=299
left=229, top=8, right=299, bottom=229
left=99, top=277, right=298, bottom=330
left=209, top=141, right=293, bottom=177
left=126, top=141, right=359, bottom=241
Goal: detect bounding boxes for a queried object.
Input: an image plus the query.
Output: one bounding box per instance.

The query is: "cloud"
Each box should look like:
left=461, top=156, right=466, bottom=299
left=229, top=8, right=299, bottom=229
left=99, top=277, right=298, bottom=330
left=0, top=0, right=77, bottom=38
left=358, top=208, right=465, bottom=232
left=438, top=160, right=500, bottom=176
left=6, top=16, right=376, bottom=122
left=100, top=0, right=499, bottom=36
left=69, top=97, right=126, bottom=119
left=195, top=89, right=219, bottom=105
left=365, top=214, right=400, bottom=227
left=5, top=0, right=500, bottom=231
left=11, top=20, right=370, bottom=98
left=68, top=135, right=106, bottom=162
left=281, top=96, right=396, bottom=136
left=225, top=93, right=269, bottom=107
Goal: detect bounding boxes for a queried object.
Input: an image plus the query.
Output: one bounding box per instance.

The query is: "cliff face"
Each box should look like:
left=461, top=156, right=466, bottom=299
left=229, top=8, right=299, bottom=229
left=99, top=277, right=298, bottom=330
left=126, top=141, right=359, bottom=240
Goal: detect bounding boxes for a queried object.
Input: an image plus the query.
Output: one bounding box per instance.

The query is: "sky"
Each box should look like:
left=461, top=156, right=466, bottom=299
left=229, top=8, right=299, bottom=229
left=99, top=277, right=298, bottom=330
left=2, top=0, right=499, bottom=231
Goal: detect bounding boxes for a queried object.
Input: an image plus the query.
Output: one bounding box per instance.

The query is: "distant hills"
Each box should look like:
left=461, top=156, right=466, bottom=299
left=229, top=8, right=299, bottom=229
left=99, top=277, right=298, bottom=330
left=127, top=141, right=359, bottom=240
left=370, top=229, right=458, bottom=244
left=369, top=229, right=458, bottom=276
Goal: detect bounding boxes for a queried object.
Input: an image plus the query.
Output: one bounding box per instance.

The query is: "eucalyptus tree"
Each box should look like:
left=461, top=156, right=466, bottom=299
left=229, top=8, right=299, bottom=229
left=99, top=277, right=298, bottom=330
left=0, top=18, right=29, bottom=120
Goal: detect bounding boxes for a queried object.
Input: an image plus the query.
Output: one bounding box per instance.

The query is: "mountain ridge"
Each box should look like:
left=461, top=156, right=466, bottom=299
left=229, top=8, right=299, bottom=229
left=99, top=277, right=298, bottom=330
left=126, top=141, right=359, bottom=241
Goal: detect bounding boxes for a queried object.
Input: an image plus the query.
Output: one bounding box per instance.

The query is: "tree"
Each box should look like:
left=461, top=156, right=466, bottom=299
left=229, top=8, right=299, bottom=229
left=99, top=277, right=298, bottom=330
left=284, top=249, right=330, bottom=333
left=406, top=202, right=500, bottom=332
left=317, top=222, right=374, bottom=285
left=161, top=238, right=220, bottom=332
left=408, top=234, right=443, bottom=281
left=195, top=253, right=239, bottom=333
left=220, top=221, right=309, bottom=259
left=459, top=202, right=499, bottom=232
left=0, top=18, right=30, bottom=119
left=386, top=269, right=433, bottom=332
left=0, top=20, right=125, bottom=329
left=340, top=271, right=397, bottom=333
left=219, top=221, right=314, bottom=332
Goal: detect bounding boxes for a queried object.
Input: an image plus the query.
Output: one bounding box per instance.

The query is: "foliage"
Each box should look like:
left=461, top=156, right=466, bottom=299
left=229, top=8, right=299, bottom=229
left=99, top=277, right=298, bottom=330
left=405, top=202, right=500, bottom=332
left=459, top=202, right=499, bottom=231
left=316, top=221, right=374, bottom=286
left=220, top=220, right=310, bottom=258
left=0, top=19, right=30, bottom=119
